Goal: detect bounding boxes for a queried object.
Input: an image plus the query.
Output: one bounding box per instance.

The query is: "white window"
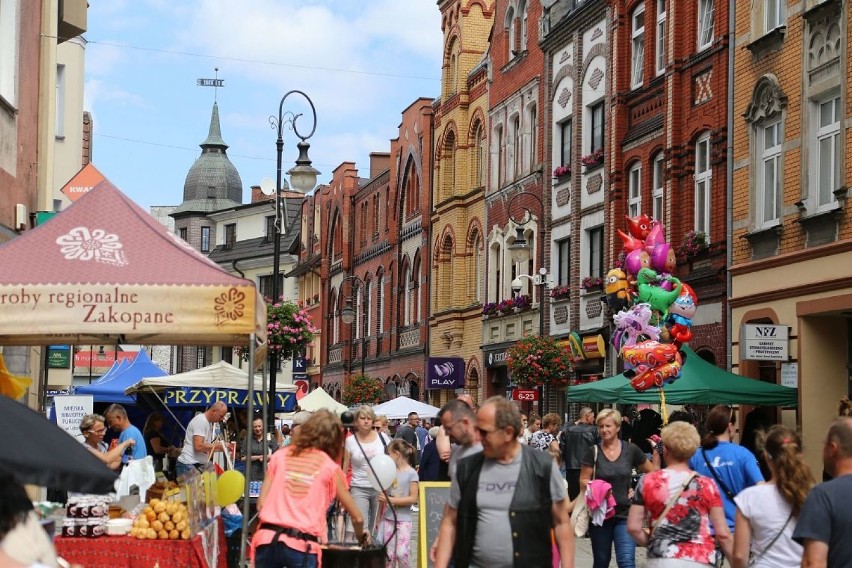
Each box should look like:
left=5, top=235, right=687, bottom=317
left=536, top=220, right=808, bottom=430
left=0, top=0, right=19, bottom=106
left=765, top=0, right=785, bottom=33
left=698, top=0, right=715, bottom=50
left=631, top=5, right=646, bottom=89
left=355, top=288, right=363, bottom=339
left=520, top=1, right=528, bottom=49
left=506, top=7, right=517, bottom=57
left=511, top=114, right=521, bottom=178
left=55, top=64, right=66, bottom=138
left=377, top=276, right=384, bottom=334
left=559, top=120, right=572, bottom=167
left=404, top=267, right=412, bottom=326
left=364, top=281, right=372, bottom=337
left=528, top=103, right=537, bottom=169
left=656, top=0, right=667, bottom=75
left=756, top=120, right=782, bottom=228
left=473, top=236, right=483, bottom=303
left=653, top=153, right=664, bottom=221
left=628, top=163, right=642, bottom=217
left=695, top=133, right=712, bottom=237
left=590, top=101, right=605, bottom=153
left=815, top=96, right=841, bottom=210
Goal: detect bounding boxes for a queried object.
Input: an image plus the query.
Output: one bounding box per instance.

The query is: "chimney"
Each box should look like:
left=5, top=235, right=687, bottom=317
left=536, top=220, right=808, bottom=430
left=369, top=152, right=391, bottom=178
left=251, top=185, right=274, bottom=203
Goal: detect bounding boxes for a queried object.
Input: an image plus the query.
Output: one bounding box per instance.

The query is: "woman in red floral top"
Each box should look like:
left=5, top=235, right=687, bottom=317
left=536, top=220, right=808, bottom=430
left=627, top=421, right=733, bottom=567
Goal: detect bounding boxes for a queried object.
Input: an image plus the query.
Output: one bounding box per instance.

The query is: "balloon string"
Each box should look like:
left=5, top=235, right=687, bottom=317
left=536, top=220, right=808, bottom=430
left=659, top=388, right=668, bottom=425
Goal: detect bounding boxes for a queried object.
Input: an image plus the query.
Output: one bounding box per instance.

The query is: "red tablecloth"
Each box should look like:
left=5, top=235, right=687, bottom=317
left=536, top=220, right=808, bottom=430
left=55, top=517, right=228, bottom=568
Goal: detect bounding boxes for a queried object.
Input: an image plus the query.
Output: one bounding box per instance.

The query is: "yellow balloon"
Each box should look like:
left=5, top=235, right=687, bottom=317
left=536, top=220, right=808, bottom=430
left=216, top=470, right=245, bottom=507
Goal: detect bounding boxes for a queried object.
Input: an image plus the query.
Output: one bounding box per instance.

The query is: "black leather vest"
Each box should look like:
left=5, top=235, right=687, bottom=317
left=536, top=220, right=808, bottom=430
left=453, top=445, right=554, bottom=568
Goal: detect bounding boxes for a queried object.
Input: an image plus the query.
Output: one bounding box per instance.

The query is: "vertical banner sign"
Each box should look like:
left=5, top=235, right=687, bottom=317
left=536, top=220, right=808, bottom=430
left=53, top=395, right=93, bottom=442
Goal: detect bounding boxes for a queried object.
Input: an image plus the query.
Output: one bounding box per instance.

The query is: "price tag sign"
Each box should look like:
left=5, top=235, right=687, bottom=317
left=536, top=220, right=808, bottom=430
left=511, top=388, right=539, bottom=401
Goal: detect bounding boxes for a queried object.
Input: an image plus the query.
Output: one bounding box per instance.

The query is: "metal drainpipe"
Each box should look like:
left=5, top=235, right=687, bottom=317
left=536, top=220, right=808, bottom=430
left=726, top=0, right=736, bottom=371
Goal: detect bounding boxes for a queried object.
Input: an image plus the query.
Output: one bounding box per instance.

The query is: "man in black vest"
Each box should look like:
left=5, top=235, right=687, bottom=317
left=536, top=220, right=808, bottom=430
left=433, top=396, right=574, bottom=568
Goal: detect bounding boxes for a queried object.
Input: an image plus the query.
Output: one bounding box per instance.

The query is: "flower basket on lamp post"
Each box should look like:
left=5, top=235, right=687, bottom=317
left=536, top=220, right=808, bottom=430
left=236, top=300, right=318, bottom=363
left=506, top=334, right=573, bottom=389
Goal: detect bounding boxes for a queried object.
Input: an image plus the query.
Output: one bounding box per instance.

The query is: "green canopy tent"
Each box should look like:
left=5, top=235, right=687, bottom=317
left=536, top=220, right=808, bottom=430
left=566, top=346, right=798, bottom=407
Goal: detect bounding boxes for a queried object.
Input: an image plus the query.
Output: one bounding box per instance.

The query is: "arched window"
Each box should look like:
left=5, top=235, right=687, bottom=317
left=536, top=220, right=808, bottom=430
left=441, top=131, right=456, bottom=202
left=355, top=285, right=363, bottom=339
left=330, top=289, right=339, bottom=344
left=376, top=273, right=385, bottom=334
left=474, top=122, right=486, bottom=188
left=412, top=255, right=421, bottom=323
left=628, top=161, right=642, bottom=217
left=470, top=229, right=483, bottom=304
left=506, top=6, right=516, bottom=58
left=364, top=279, right=372, bottom=337
left=403, top=264, right=412, bottom=327
left=489, top=242, right=502, bottom=302
left=631, top=4, right=646, bottom=89
left=652, top=152, right=665, bottom=221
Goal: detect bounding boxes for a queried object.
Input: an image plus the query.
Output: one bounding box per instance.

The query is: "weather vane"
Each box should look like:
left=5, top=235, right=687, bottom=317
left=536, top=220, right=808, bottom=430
left=196, top=67, right=225, bottom=102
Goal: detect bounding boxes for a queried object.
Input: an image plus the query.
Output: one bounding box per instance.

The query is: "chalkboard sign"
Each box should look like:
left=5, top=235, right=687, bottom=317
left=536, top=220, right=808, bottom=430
left=418, top=481, right=451, bottom=568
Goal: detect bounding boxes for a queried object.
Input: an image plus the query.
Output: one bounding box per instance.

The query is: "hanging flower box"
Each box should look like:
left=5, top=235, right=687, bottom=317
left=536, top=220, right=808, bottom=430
left=497, top=298, right=515, bottom=314
left=676, top=230, right=709, bottom=261
left=482, top=302, right=499, bottom=318
left=581, top=276, right=603, bottom=291
left=513, top=294, right=532, bottom=311
left=552, top=165, right=571, bottom=181
left=581, top=149, right=604, bottom=169
left=550, top=285, right=571, bottom=300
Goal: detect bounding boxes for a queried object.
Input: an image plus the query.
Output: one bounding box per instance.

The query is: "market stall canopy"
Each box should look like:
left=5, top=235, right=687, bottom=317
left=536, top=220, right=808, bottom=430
left=372, top=396, right=441, bottom=419
left=297, top=387, right=348, bottom=414
left=76, top=349, right=167, bottom=404
left=0, top=180, right=265, bottom=347
left=566, top=346, right=798, bottom=407
left=0, top=394, right=118, bottom=494
left=125, top=361, right=297, bottom=411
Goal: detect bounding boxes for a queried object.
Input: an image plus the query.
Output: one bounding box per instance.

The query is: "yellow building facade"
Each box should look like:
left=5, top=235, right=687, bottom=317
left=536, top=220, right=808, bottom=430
left=428, top=0, right=494, bottom=407
left=730, top=0, right=852, bottom=474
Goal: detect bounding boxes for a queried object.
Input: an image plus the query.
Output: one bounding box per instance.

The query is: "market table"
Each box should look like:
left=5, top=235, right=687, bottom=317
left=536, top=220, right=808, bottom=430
left=55, top=516, right=227, bottom=568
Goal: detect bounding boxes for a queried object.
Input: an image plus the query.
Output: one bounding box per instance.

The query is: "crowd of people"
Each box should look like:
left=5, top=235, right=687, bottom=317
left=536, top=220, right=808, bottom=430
left=8, top=395, right=850, bottom=568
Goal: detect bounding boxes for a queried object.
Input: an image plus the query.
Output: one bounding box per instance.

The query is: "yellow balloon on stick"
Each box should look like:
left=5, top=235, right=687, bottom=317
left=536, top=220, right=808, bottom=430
left=216, top=470, right=245, bottom=507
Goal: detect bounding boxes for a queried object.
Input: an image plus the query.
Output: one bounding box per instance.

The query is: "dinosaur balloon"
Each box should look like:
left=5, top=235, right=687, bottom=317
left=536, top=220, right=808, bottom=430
left=636, top=268, right=682, bottom=319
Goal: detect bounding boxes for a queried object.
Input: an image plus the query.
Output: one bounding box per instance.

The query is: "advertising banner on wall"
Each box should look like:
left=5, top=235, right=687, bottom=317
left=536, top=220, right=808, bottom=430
left=427, top=357, right=465, bottom=389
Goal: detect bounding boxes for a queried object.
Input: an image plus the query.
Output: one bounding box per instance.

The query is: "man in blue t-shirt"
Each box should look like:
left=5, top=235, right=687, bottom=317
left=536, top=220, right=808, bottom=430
left=105, top=403, right=147, bottom=464
left=793, top=417, right=852, bottom=568
left=688, top=406, right=763, bottom=530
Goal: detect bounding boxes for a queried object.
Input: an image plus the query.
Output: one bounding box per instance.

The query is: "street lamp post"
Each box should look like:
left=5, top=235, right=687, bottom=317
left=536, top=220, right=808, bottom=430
left=268, top=91, right=320, bottom=423
left=506, top=192, right=549, bottom=412
left=506, top=192, right=548, bottom=337
left=339, top=275, right=366, bottom=378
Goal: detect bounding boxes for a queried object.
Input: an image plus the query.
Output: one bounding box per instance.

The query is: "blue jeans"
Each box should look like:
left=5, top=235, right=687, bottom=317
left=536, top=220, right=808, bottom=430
left=589, top=516, right=636, bottom=568
left=254, top=541, right=318, bottom=568
left=175, top=461, right=197, bottom=478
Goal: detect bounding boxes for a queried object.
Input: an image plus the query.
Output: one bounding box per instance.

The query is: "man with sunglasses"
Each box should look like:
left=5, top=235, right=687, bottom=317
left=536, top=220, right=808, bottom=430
left=434, top=396, right=574, bottom=568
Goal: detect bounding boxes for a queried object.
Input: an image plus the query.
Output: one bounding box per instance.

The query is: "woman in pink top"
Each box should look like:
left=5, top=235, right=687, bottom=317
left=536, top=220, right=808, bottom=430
left=252, top=409, right=369, bottom=568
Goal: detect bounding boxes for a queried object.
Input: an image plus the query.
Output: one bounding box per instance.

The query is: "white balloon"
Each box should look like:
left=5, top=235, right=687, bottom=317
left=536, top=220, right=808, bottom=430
left=367, top=454, right=397, bottom=491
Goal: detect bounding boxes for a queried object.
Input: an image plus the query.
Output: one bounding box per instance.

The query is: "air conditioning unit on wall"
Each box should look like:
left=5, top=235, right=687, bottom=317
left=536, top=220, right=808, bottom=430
left=15, top=204, right=27, bottom=230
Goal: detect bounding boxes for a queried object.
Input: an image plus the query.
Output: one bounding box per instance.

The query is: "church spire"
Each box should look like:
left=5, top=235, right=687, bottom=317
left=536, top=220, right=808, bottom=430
left=201, top=102, right=227, bottom=149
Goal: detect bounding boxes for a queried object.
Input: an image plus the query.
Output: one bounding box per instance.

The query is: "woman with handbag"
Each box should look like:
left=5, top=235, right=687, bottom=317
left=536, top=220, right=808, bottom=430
left=731, top=425, right=814, bottom=568
left=580, top=408, right=655, bottom=568
left=627, top=421, right=733, bottom=567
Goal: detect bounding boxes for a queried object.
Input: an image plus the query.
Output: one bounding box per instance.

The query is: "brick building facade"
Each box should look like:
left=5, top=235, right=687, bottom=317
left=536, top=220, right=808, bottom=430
left=729, top=0, right=852, bottom=473
left=540, top=1, right=612, bottom=406
left=483, top=0, right=549, bottom=411
left=314, top=101, right=434, bottom=402
left=429, top=0, right=494, bottom=408
left=606, top=0, right=730, bottom=365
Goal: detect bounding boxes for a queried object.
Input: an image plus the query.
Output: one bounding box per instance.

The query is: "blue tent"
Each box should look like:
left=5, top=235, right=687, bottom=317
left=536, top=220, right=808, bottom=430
left=76, top=350, right=167, bottom=404
left=87, top=358, right=129, bottom=386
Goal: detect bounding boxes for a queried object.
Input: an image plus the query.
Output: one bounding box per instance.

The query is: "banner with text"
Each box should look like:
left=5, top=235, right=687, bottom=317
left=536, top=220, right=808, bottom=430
left=161, top=387, right=296, bottom=411
left=53, top=395, right=94, bottom=442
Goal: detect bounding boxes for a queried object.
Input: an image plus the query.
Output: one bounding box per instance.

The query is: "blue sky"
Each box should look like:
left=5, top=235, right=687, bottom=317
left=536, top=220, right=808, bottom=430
left=84, top=0, right=444, bottom=210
